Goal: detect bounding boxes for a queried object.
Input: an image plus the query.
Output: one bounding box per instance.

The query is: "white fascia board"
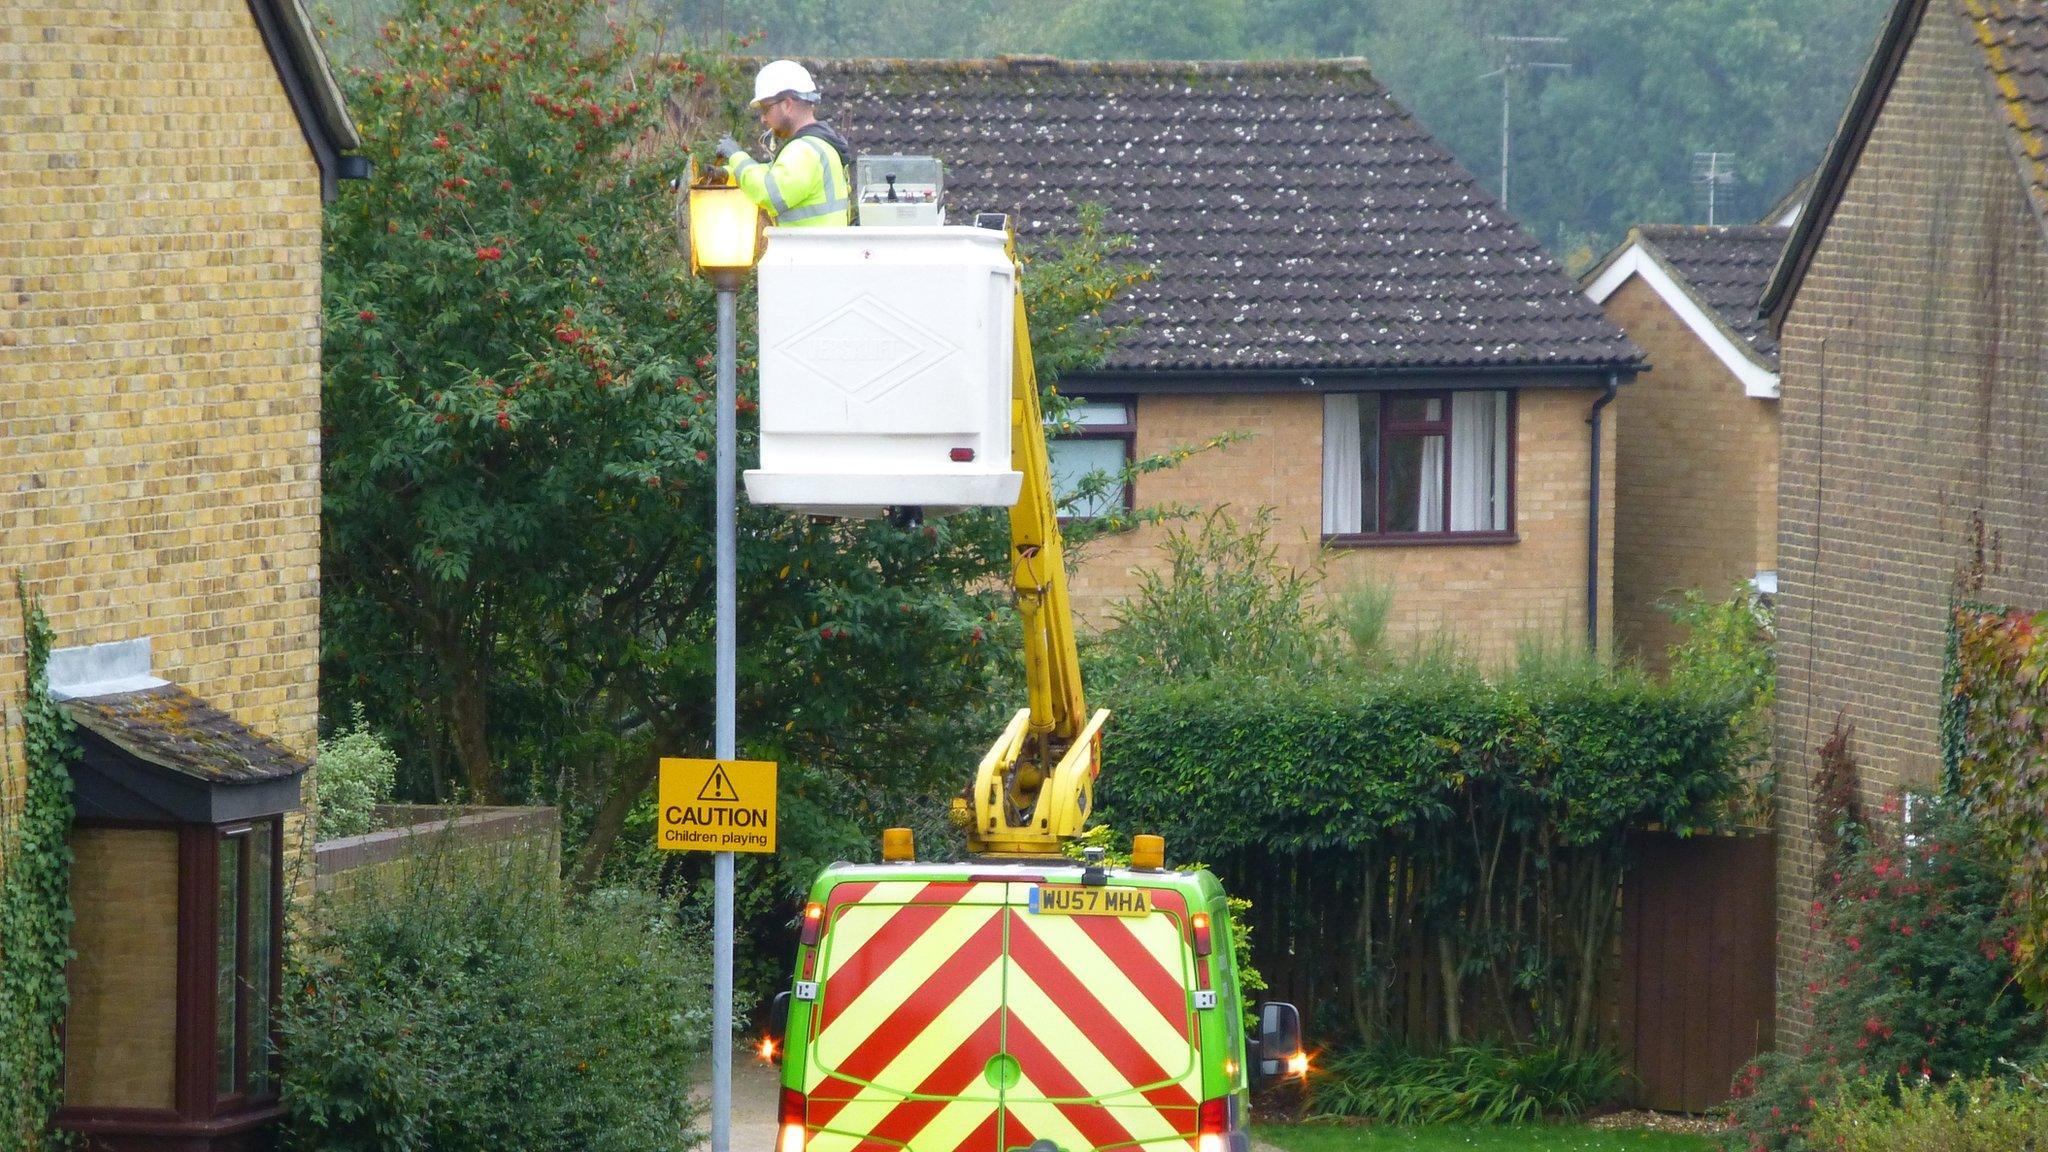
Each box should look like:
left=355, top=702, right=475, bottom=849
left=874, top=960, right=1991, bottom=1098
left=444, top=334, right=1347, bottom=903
left=1583, top=244, right=1780, bottom=399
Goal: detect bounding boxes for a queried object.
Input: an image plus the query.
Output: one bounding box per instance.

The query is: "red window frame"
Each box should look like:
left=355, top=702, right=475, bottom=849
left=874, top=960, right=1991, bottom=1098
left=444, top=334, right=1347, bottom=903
left=212, top=818, right=282, bottom=1108
left=1050, top=396, right=1136, bottom=519
left=1324, top=390, right=1519, bottom=547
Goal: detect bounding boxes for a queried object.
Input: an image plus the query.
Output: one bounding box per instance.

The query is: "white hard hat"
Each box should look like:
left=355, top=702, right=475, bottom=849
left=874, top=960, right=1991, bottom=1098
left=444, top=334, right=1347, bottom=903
left=752, top=60, right=819, bottom=107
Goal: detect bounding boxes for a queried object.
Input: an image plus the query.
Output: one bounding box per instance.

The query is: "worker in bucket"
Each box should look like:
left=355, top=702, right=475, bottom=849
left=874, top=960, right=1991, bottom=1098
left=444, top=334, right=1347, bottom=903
left=715, top=60, right=855, bottom=228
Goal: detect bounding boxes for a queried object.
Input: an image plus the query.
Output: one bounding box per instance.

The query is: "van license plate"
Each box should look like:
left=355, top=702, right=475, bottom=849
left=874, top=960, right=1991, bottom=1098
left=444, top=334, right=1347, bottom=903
left=1029, top=885, right=1151, bottom=917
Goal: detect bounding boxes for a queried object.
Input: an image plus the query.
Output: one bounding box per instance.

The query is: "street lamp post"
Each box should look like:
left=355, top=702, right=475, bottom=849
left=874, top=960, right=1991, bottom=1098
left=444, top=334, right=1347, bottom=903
left=687, top=169, right=761, bottom=1152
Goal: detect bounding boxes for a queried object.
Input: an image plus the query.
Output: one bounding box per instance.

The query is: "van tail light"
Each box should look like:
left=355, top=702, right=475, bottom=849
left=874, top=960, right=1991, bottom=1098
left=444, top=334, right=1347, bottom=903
left=779, top=1088, right=808, bottom=1152
left=799, top=902, right=824, bottom=946
left=1190, top=912, right=1213, bottom=957
left=1196, top=1096, right=1229, bottom=1152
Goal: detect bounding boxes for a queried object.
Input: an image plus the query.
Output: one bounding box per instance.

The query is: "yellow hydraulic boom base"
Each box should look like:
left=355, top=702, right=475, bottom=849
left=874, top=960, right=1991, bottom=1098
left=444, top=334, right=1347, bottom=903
left=950, top=231, right=1109, bottom=859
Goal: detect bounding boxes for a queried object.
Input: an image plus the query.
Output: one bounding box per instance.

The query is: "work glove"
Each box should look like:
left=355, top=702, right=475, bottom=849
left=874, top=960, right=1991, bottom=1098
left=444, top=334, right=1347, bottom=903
left=716, top=134, right=743, bottom=160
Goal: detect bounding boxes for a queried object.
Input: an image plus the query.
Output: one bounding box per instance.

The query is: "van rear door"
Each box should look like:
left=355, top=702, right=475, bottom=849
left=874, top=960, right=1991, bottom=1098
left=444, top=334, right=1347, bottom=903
left=805, top=879, right=1010, bottom=1152
left=999, top=882, right=1201, bottom=1152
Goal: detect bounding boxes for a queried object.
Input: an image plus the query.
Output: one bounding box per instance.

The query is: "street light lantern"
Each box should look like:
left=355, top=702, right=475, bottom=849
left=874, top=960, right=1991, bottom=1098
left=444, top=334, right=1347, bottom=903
left=689, top=170, right=762, bottom=286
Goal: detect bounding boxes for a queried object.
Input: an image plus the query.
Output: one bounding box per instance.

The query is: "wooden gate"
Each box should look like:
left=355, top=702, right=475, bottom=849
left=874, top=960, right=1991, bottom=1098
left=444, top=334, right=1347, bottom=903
left=1619, top=831, right=1777, bottom=1111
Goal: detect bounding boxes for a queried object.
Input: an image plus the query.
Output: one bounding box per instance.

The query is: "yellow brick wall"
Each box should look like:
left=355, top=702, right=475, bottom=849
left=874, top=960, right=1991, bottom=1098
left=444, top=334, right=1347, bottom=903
left=0, top=0, right=323, bottom=747
left=1602, top=274, right=1779, bottom=672
left=1772, top=0, right=2048, bottom=1045
left=1069, top=387, right=1615, bottom=665
left=0, top=0, right=324, bottom=873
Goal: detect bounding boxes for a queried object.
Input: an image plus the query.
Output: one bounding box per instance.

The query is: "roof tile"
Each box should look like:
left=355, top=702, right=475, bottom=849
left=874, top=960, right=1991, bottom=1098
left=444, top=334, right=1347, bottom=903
left=1963, top=0, right=2048, bottom=224
left=1635, top=224, right=1790, bottom=361
left=818, top=59, right=1642, bottom=374
left=62, top=683, right=308, bottom=786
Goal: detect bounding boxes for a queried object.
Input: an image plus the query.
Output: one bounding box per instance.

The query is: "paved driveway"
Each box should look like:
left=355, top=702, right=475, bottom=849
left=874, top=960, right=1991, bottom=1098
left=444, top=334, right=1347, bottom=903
left=691, top=1051, right=785, bottom=1152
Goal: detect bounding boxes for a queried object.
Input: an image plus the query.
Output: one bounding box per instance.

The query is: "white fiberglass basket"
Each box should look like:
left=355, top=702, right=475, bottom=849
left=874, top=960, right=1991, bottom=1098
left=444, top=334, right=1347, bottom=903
left=743, top=226, right=1023, bottom=517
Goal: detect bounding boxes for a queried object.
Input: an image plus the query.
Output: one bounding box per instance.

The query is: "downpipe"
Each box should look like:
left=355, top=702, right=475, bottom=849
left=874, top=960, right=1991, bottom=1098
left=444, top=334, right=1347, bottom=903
left=1586, top=372, right=1620, bottom=652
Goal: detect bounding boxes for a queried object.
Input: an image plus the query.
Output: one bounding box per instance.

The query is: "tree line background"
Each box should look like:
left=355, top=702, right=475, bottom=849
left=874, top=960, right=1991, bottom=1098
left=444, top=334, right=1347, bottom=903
left=675, top=0, right=1889, bottom=266
left=318, top=0, right=1893, bottom=267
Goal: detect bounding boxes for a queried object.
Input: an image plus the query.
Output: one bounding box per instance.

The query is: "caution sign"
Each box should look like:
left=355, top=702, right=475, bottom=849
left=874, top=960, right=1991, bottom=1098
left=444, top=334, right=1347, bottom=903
left=657, top=758, right=778, bottom=853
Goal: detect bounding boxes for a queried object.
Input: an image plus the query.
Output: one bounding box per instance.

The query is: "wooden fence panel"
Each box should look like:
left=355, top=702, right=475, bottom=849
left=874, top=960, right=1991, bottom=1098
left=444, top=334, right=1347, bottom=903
left=1621, top=831, right=1776, bottom=1111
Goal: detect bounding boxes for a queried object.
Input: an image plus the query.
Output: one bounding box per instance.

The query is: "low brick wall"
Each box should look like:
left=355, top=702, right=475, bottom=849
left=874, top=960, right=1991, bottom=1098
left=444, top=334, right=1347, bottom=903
left=314, top=805, right=561, bottom=897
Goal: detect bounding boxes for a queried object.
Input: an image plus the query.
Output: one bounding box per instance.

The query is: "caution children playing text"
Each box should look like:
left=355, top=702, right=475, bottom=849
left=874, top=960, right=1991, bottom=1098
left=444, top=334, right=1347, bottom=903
left=657, top=758, right=778, bottom=853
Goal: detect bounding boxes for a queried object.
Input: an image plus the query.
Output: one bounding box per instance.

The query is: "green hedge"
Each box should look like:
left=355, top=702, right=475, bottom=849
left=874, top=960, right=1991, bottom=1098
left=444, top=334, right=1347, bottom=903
left=1096, top=669, right=1742, bottom=1051
left=1099, top=671, right=1741, bottom=852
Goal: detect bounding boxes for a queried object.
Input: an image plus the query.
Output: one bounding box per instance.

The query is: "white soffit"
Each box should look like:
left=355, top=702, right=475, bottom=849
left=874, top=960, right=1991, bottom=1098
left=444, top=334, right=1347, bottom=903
left=1584, top=244, right=1780, bottom=399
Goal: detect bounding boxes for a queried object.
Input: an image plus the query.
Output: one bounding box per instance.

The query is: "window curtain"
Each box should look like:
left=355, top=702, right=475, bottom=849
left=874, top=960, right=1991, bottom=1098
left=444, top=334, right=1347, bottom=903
left=1417, top=434, right=1445, bottom=532
left=1322, top=394, right=1362, bottom=534
left=1450, top=391, right=1506, bottom=531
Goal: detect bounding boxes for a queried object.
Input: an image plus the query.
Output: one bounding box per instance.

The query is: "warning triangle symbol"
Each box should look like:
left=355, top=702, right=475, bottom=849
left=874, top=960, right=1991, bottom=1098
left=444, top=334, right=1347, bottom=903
left=697, top=765, right=742, bottom=802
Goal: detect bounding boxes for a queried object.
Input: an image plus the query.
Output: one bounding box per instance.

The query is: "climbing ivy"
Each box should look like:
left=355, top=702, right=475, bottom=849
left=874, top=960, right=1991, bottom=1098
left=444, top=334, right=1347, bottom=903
left=1942, top=599, right=2005, bottom=796
left=1, top=582, right=76, bottom=1149
left=1949, top=603, right=2048, bottom=1004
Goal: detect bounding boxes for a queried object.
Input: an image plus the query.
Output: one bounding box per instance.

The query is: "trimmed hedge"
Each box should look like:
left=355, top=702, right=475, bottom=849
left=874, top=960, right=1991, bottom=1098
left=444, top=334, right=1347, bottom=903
left=1096, top=669, right=1742, bottom=1050
left=1099, top=670, right=1741, bottom=853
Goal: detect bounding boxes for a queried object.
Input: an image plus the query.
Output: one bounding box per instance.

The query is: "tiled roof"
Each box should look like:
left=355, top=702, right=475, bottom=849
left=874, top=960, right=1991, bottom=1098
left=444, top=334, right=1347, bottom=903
left=1963, top=0, right=2048, bottom=223
left=61, top=683, right=308, bottom=785
left=1635, top=225, right=1789, bottom=362
left=816, top=58, right=1641, bottom=376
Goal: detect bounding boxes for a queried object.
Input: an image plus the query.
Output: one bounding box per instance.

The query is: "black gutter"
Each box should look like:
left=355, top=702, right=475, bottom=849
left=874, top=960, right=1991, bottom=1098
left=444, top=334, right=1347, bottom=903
left=245, top=0, right=369, bottom=201
left=1062, top=361, right=1642, bottom=395
left=1586, top=372, right=1621, bottom=651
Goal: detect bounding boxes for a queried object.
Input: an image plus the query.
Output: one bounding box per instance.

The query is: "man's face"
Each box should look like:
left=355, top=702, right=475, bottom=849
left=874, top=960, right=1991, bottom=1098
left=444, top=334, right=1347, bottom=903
left=757, top=95, right=802, bottom=140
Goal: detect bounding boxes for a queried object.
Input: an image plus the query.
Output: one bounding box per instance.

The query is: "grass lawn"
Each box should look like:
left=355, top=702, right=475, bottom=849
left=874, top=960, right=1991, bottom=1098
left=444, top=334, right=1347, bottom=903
left=1256, top=1121, right=1721, bottom=1152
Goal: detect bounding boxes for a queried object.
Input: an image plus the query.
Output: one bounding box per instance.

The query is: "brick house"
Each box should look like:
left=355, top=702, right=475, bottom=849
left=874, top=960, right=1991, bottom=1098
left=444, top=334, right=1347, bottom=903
left=1, top=0, right=360, bottom=1144
left=1582, top=223, right=1789, bottom=670
left=1758, top=0, right=2048, bottom=1042
left=822, top=58, right=1642, bottom=660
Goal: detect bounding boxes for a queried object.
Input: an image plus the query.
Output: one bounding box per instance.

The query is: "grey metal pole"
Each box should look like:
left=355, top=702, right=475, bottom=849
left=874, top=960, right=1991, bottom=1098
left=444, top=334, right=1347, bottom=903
left=712, top=281, right=739, bottom=1152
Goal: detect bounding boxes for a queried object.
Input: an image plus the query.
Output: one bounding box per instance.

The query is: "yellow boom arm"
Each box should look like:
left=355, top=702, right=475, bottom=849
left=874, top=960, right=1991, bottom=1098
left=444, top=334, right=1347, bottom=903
left=953, top=240, right=1110, bottom=858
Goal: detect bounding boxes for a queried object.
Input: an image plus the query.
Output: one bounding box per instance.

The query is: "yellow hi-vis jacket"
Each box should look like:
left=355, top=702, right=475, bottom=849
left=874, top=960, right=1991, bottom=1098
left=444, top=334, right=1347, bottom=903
left=729, top=128, right=852, bottom=228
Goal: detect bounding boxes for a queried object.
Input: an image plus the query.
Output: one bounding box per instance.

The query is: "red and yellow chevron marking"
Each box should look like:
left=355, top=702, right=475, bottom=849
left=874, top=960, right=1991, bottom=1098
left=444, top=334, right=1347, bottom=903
left=1001, top=892, right=1200, bottom=1152
left=808, top=882, right=1011, bottom=1152
left=801, top=882, right=1200, bottom=1152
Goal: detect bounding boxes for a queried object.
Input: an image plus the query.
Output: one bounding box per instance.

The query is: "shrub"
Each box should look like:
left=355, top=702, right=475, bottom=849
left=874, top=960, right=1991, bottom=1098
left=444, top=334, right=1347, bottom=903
left=279, top=851, right=707, bottom=1152
left=1720, top=794, right=2046, bottom=1152
left=1809, top=1068, right=2048, bottom=1152
left=1327, top=579, right=1395, bottom=667
left=1092, top=506, right=1328, bottom=685
left=313, top=703, right=399, bottom=840
left=1666, top=586, right=1775, bottom=825
left=1306, top=1040, right=1626, bottom=1124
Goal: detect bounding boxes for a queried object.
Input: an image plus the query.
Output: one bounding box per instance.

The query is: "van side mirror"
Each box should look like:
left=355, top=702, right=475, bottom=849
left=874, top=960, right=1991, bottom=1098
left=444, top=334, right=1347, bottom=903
left=1255, top=1001, right=1302, bottom=1081
left=766, top=990, right=792, bottom=1066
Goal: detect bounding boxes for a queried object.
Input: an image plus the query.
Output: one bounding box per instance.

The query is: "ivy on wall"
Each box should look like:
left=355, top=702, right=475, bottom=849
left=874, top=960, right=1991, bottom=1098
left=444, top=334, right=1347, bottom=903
left=0, top=583, right=76, bottom=1148
left=1941, top=600, right=2005, bottom=795
left=1949, top=603, right=2048, bottom=1004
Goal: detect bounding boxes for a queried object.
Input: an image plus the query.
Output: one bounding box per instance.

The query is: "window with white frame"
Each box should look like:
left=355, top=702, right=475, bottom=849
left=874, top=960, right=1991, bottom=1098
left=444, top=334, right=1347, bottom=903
left=1048, top=398, right=1134, bottom=518
left=1322, top=391, right=1513, bottom=538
